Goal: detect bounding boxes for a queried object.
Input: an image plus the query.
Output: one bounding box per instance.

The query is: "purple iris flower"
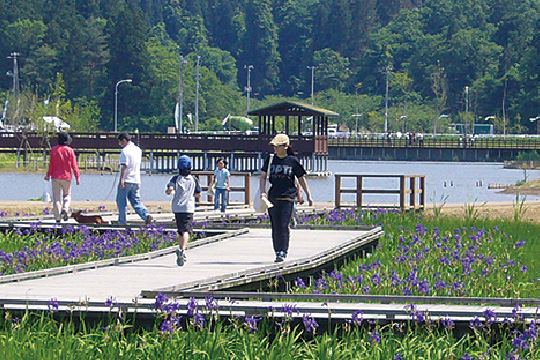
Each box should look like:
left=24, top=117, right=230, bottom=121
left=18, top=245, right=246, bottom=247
left=281, top=303, right=299, bottom=317
left=193, top=312, right=205, bottom=329
left=394, top=355, right=404, bottom=360
left=295, top=277, right=306, bottom=289
left=186, top=297, right=198, bottom=316
left=460, top=354, right=474, bottom=360
left=470, top=316, right=483, bottom=329
left=514, top=240, right=526, bottom=248
left=511, top=331, right=529, bottom=351
left=419, top=280, right=430, bottom=295
left=154, top=292, right=169, bottom=310
left=205, top=295, right=219, bottom=311
left=483, top=309, right=497, bottom=324
left=160, top=319, right=174, bottom=333
left=244, top=316, right=260, bottom=333
left=351, top=310, right=364, bottom=325
left=512, top=305, right=523, bottom=320
left=442, top=314, right=455, bottom=329
left=371, top=273, right=381, bottom=286
left=411, top=311, right=426, bottom=324
left=315, top=278, right=328, bottom=290
left=370, top=329, right=381, bottom=343
left=303, top=313, right=319, bottom=333
left=105, top=296, right=117, bottom=308
left=402, top=287, right=412, bottom=296
left=48, top=297, right=59, bottom=311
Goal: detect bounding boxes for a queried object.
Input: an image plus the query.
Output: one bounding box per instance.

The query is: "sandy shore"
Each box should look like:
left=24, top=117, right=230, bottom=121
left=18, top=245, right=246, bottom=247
left=2, top=199, right=540, bottom=223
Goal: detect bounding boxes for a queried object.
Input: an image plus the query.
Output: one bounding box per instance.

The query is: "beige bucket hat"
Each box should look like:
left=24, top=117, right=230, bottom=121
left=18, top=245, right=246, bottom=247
left=269, top=133, right=290, bottom=146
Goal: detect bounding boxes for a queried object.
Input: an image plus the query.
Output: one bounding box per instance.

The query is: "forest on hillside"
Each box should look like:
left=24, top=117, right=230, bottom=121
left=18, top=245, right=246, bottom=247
left=0, top=0, right=538, bottom=134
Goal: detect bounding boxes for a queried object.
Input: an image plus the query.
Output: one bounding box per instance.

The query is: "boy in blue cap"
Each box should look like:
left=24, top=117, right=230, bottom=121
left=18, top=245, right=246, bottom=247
left=166, top=155, right=201, bottom=266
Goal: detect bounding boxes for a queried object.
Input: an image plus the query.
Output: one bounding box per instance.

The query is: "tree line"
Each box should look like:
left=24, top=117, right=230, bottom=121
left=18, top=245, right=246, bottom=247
left=0, top=0, right=538, bottom=134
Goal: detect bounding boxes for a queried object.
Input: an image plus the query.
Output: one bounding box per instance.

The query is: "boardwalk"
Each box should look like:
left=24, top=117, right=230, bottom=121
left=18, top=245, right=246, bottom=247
left=0, top=228, right=380, bottom=304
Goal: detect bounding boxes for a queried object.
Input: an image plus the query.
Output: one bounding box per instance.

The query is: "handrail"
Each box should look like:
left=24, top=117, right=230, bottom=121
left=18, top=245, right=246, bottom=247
left=329, top=137, right=540, bottom=149
left=335, top=174, right=425, bottom=210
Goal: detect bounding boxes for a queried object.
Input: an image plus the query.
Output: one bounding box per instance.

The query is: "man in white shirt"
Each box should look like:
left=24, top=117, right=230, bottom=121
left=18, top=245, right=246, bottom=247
left=116, top=132, right=152, bottom=225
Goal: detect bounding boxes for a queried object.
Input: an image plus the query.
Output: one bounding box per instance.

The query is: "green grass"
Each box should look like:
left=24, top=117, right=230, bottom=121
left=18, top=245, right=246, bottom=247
left=0, top=311, right=533, bottom=359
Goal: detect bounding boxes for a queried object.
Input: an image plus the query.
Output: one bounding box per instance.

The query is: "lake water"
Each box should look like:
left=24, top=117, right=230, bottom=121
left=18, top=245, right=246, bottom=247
left=1, top=161, right=538, bottom=204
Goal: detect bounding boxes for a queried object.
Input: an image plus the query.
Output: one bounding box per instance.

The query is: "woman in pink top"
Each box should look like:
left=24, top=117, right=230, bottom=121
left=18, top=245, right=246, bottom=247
left=45, top=132, right=81, bottom=222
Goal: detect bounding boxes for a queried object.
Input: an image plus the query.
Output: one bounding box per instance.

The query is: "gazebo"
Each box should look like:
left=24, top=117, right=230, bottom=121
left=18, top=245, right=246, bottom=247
left=248, top=101, right=339, bottom=156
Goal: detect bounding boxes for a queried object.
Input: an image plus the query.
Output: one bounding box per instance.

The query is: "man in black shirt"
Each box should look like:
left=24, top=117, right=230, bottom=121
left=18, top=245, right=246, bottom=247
left=259, top=134, right=313, bottom=262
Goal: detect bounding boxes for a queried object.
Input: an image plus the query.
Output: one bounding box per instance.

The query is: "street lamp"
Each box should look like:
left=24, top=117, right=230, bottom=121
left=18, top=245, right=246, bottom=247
left=307, top=66, right=317, bottom=105
left=244, top=64, right=254, bottom=115
left=384, top=65, right=393, bottom=133
left=400, top=115, right=408, bottom=132
left=530, top=117, right=540, bottom=134
left=115, top=79, right=132, bottom=133
left=351, top=114, right=362, bottom=137
left=434, top=114, right=449, bottom=138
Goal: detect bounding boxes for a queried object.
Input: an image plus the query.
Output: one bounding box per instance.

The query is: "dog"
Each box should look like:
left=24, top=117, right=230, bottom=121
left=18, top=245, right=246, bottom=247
left=71, top=210, right=109, bottom=224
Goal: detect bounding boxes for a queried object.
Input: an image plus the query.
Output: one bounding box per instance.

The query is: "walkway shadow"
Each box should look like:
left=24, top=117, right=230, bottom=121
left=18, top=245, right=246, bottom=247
left=196, top=261, right=269, bottom=265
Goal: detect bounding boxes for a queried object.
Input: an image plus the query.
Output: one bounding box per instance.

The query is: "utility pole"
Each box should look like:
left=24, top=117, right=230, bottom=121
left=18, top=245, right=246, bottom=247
left=384, top=65, right=393, bottom=133
left=7, top=52, right=20, bottom=125
left=307, top=66, right=317, bottom=105
left=194, top=56, right=201, bottom=132
left=353, top=83, right=362, bottom=135
left=465, top=86, right=469, bottom=136
left=244, top=65, right=253, bottom=115
left=177, top=55, right=188, bottom=134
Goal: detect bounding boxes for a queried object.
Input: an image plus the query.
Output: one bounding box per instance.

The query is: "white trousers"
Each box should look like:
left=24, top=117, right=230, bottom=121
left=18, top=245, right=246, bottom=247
left=51, top=179, right=72, bottom=221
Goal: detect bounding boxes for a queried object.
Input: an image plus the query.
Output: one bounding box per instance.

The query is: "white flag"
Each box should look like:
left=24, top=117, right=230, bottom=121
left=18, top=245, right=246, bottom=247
left=221, top=113, right=231, bottom=125
left=175, top=103, right=180, bottom=130
left=1, top=100, right=8, bottom=121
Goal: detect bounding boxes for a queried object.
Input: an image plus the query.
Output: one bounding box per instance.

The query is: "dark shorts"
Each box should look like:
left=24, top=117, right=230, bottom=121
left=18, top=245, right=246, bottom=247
left=175, top=213, right=194, bottom=234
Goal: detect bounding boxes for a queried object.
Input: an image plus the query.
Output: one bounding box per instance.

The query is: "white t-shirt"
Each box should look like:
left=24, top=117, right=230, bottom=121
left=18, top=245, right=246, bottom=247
left=119, top=142, right=142, bottom=184
left=168, top=175, right=201, bottom=213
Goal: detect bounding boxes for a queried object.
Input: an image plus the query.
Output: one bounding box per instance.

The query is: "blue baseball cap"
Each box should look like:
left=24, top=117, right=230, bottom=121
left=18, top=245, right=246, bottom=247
left=177, top=155, right=192, bottom=170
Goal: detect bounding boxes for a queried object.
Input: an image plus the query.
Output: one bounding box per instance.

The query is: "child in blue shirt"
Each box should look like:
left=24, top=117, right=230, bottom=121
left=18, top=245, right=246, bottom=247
left=166, top=155, right=201, bottom=266
left=213, top=159, right=231, bottom=213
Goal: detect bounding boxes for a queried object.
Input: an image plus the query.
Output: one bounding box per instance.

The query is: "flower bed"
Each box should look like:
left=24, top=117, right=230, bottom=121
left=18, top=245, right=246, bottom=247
left=0, top=224, right=196, bottom=276
left=286, top=208, right=538, bottom=299
left=0, top=293, right=537, bottom=359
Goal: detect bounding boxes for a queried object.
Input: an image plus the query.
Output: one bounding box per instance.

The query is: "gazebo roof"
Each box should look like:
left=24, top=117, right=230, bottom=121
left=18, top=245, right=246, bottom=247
left=247, top=101, right=339, bottom=117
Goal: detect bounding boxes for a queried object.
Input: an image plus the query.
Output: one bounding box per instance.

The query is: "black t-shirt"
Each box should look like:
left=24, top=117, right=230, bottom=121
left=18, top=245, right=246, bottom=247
left=262, top=154, right=306, bottom=200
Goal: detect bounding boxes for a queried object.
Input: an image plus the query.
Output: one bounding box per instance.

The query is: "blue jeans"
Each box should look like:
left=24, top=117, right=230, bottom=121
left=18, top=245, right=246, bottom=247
left=116, top=183, right=149, bottom=224
left=214, top=188, right=229, bottom=212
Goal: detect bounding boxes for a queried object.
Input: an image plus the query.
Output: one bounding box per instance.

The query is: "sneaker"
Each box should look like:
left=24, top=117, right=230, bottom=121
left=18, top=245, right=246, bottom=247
left=274, top=252, right=285, bottom=263
left=61, top=210, right=68, bottom=222
left=145, top=214, right=153, bottom=225
left=175, top=249, right=185, bottom=266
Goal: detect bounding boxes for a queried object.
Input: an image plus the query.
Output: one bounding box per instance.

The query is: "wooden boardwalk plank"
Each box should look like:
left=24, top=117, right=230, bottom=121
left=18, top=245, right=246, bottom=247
left=0, top=228, right=378, bottom=304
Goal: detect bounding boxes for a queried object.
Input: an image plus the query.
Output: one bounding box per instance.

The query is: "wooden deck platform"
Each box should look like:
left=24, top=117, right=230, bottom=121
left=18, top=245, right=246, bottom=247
left=0, top=228, right=382, bottom=304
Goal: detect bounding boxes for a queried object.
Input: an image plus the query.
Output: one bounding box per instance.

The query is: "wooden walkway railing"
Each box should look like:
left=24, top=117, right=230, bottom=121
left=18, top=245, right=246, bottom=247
left=335, top=174, right=425, bottom=210
left=329, top=137, right=540, bottom=149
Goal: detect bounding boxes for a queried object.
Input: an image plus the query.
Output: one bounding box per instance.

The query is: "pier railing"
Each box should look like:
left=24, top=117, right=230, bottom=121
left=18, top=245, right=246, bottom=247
left=192, top=171, right=251, bottom=206
left=329, top=137, right=540, bottom=149
left=334, top=174, right=425, bottom=211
